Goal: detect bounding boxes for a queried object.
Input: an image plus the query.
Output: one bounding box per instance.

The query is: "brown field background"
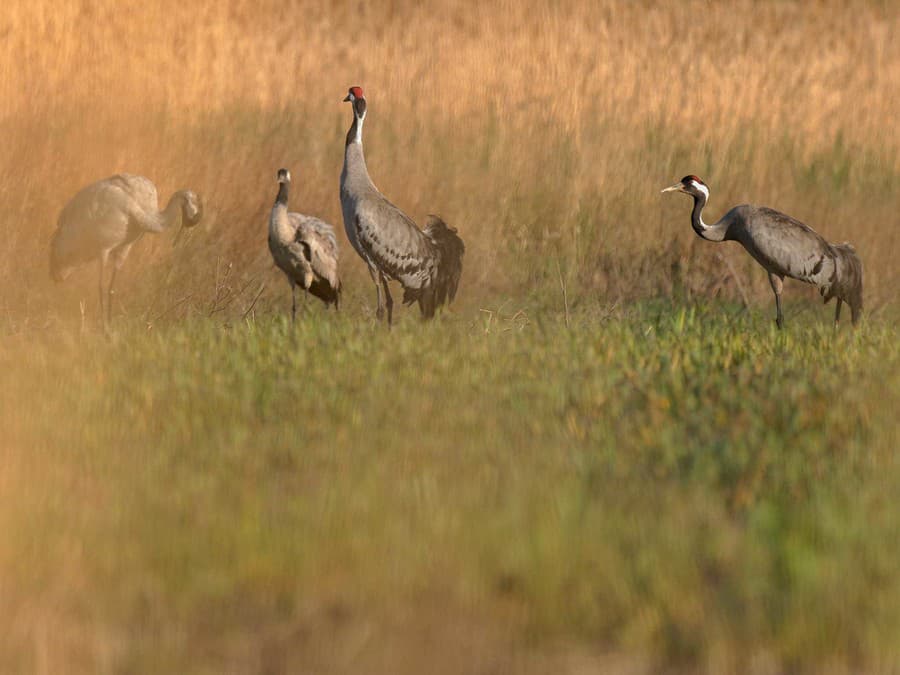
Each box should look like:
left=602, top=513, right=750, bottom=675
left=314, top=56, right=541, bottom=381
left=1, top=0, right=898, bottom=328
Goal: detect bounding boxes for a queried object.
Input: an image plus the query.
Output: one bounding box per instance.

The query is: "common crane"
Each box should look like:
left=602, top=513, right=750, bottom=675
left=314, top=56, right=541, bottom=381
left=339, top=86, right=464, bottom=325
left=50, top=174, right=203, bottom=327
left=662, top=175, right=863, bottom=328
left=268, top=168, right=341, bottom=321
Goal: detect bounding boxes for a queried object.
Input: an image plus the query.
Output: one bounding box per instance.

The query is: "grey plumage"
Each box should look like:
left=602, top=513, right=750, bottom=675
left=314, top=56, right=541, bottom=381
left=268, top=168, right=340, bottom=322
left=339, top=86, right=464, bottom=324
left=50, top=173, right=203, bottom=326
left=662, top=175, right=863, bottom=327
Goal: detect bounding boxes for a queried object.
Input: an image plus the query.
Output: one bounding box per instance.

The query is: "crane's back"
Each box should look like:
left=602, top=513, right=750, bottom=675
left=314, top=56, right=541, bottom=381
left=723, top=205, right=833, bottom=282
left=50, top=175, right=157, bottom=280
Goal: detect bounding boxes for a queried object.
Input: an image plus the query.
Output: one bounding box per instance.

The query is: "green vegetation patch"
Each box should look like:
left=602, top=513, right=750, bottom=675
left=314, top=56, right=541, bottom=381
left=1, top=305, right=898, bottom=672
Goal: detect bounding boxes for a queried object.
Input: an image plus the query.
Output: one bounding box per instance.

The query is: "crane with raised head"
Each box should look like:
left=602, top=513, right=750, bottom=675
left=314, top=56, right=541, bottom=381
left=662, top=175, right=863, bottom=328
left=268, top=168, right=341, bottom=321
left=339, top=86, right=464, bottom=325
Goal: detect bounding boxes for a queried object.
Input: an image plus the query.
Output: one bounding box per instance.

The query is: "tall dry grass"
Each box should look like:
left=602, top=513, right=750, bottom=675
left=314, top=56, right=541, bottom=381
left=1, top=0, right=899, bottom=328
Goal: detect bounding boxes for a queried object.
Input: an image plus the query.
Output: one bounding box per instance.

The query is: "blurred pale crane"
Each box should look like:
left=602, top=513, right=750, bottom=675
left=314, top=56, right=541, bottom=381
left=50, top=174, right=203, bottom=326
left=339, top=86, right=464, bottom=325
left=662, top=175, right=863, bottom=328
left=268, top=168, right=341, bottom=322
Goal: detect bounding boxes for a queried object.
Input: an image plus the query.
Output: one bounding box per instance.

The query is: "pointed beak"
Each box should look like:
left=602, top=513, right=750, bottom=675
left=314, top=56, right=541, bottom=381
left=343, top=94, right=351, bottom=102
left=661, top=182, right=683, bottom=194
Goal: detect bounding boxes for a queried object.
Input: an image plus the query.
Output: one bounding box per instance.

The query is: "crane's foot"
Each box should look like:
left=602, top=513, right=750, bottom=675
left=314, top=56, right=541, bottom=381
left=775, top=317, right=784, bottom=330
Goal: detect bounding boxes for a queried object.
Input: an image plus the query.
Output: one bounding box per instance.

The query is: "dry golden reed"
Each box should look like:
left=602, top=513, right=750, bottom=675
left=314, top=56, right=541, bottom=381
left=1, top=0, right=898, bottom=326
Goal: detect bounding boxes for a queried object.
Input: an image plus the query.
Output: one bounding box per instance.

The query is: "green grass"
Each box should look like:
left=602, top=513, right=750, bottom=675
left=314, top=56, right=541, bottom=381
left=1, top=302, right=898, bottom=673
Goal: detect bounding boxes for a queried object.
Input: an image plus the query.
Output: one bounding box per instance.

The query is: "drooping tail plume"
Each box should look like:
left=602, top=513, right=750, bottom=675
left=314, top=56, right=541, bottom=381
left=424, top=215, right=466, bottom=306
left=832, top=242, right=863, bottom=324
left=419, top=215, right=464, bottom=318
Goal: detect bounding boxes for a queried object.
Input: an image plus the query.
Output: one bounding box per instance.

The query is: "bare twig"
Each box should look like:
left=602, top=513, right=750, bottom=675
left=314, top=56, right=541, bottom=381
left=241, top=282, right=266, bottom=320
left=716, top=252, right=751, bottom=309
left=210, top=259, right=235, bottom=315
left=210, top=275, right=258, bottom=316
left=147, top=292, right=195, bottom=327
left=479, top=308, right=494, bottom=334
left=555, top=257, right=571, bottom=329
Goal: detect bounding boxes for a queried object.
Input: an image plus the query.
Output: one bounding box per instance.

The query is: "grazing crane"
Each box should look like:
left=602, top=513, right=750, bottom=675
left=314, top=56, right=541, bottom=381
left=661, top=175, right=863, bottom=328
left=50, top=174, right=203, bottom=327
left=339, top=86, right=465, bottom=325
left=268, top=168, right=341, bottom=321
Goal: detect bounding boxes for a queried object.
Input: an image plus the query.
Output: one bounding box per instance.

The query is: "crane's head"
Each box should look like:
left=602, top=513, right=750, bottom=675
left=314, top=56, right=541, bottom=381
left=277, top=168, right=291, bottom=184
left=180, top=190, right=203, bottom=227
left=832, top=242, right=864, bottom=325
left=661, top=175, right=710, bottom=201
left=343, top=86, right=364, bottom=103
left=343, top=86, right=367, bottom=118
left=172, top=190, right=203, bottom=246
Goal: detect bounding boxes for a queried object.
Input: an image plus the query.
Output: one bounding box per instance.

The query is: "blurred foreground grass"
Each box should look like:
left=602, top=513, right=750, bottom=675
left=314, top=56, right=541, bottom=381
left=1, top=303, right=898, bottom=673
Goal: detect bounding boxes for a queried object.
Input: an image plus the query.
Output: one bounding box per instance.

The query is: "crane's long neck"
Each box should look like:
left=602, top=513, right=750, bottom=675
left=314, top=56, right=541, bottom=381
left=690, top=190, right=727, bottom=242
left=342, top=108, right=376, bottom=193
left=346, top=110, right=364, bottom=147
left=158, top=193, right=185, bottom=230
left=274, top=180, right=289, bottom=209
left=270, top=182, right=293, bottom=241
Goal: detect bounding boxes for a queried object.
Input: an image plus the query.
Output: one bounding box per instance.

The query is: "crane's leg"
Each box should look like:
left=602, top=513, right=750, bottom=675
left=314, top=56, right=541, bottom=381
left=379, top=273, right=394, bottom=327
left=106, top=266, right=118, bottom=327
left=98, top=251, right=110, bottom=331
left=106, top=244, right=132, bottom=327
left=367, top=264, right=384, bottom=320
left=291, top=282, right=297, bottom=324
left=834, top=298, right=843, bottom=328
left=768, top=272, right=784, bottom=329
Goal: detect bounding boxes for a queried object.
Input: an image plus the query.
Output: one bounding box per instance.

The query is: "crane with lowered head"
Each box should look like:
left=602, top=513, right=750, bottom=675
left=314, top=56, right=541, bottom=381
left=662, top=175, right=863, bottom=328
left=50, top=174, right=203, bottom=327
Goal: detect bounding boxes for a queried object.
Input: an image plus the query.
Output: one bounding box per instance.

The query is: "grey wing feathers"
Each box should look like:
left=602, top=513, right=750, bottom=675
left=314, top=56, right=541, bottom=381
left=99, top=174, right=164, bottom=231
left=743, top=206, right=839, bottom=294
left=107, top=174, right=159, bottom=206
left=290, top=213, right=338, bottom=252
left=50, top=174, right=158, bottom=280
left=754, top=207, right=822, bottom=237
left=274, top=212, right=341, bottom=306
left=356, top=195, right=435, bottom=288
left=290, top=214, right=341, bottom=292
left=269, top=237, right=312, bottom=289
